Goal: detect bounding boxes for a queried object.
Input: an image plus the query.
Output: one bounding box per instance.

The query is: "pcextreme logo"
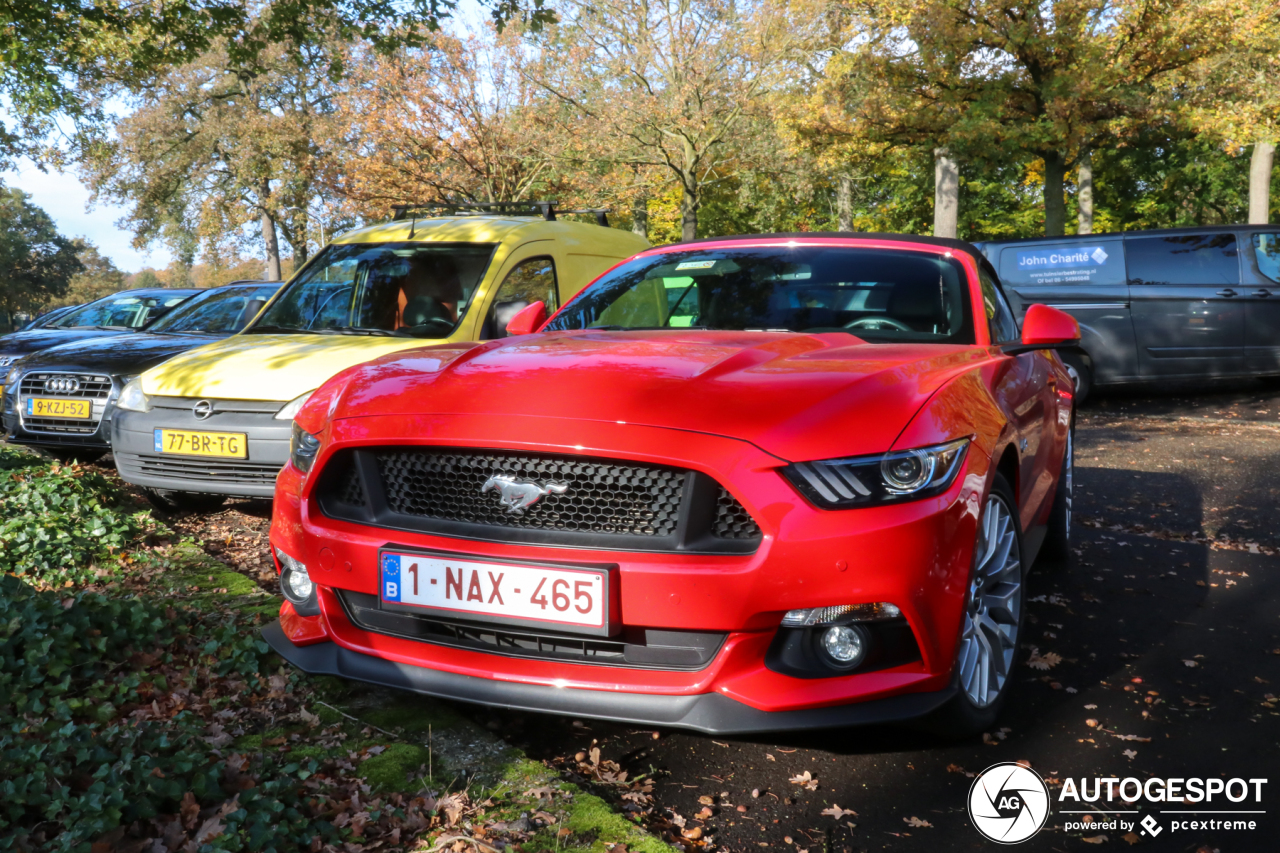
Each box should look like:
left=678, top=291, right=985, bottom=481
left=967, top=763, right=1051, bottom=844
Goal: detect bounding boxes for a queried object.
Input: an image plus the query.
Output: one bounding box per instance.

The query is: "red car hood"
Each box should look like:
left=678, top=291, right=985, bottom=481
left=328, top=330, right=988, bottom=462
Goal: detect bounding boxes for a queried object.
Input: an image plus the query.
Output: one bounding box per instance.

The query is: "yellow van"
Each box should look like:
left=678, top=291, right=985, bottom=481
left=110, top=203, right=648, bottom=510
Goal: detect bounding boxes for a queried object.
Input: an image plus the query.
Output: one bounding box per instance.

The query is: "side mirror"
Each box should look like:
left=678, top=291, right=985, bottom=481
left=504, top=300, right=548, bottom=337
left=1006, top=304, right=1080, bottom=354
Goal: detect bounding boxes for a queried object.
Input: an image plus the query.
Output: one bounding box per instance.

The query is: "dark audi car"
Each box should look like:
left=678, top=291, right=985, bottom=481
left=0, top=288, right=199, bottom=373
left=2, top=282, right=281, bottom=465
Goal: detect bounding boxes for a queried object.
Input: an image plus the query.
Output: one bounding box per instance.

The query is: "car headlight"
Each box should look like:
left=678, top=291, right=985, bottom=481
left=782, top=438, right=969, bottom=508
left=275, top=390, right=315, bottom=420
left=116, top=377, right=153, bottom=413
left=290, top=422, right=321, bottom=472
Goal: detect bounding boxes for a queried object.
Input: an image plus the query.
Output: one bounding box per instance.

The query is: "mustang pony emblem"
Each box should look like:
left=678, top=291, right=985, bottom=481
left=481, top=474, right=569, bottom=514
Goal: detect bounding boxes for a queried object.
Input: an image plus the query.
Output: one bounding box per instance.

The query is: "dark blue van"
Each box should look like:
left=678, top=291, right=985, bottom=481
left=977, top=226, right=1280, bottom=399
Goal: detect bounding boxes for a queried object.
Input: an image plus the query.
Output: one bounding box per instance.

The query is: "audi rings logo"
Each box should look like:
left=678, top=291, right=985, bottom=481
left=44, top=376, right=80, bottom=394
left=968, top=763, right=1051, bottom=844
left=192, top=400, right=215, bottom=420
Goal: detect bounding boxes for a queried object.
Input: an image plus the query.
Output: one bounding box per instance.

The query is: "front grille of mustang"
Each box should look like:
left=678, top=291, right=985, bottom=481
left=19, top=372, right=112, bottom=434
left=317, top=448, right=762, bottom=554
left=337, top=590, right=724, bottom=670
left=116, top=452, right=282, bottom=484
left=379, top=450, right=686, bottom=537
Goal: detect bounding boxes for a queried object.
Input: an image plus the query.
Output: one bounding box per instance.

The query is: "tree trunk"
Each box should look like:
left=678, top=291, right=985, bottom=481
left=933, top=149, right=958, bottom=239
left=1043, top=151, right=1067, bottom=237
left=262, top=210, right=282, bottom=281
left=679, top=183, right=698, bottom=243
left=1077, top=151, right=1094, bottom=235
left=837, top=174, right=853, bottom=232
left=1249, top=141, right=1275, bottom=224
left=632, top=197, right=649, bottom=240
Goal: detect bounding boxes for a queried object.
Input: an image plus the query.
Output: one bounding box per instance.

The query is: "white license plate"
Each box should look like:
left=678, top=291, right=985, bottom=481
left=379, top=551, right=612, bottom=634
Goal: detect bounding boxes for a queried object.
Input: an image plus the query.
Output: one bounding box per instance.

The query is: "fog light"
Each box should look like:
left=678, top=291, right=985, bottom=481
left=821, top=626, right=865, bottom=665
left=277, top=548, right=315, bottom=605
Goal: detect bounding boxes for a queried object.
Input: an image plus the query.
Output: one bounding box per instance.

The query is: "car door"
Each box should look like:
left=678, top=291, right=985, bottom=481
left=981, top=268, right=1055, bottom=529
left=996, top=238, right=1137, bottom=383
left=1243, top=231, right=1280, bottom=374
left=1126, top=232, right=1245, bottom=377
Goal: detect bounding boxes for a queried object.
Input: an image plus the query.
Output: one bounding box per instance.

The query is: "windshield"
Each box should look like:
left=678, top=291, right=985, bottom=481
left=251, top=242, right=497, bottom=337
left=147, top=283, right=281, bottom=334
left=544, top=246, right=975, bottom=344
left=61, top=292, right=192, bottom=329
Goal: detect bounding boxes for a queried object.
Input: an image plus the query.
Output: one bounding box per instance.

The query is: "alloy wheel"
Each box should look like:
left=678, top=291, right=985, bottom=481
left=957, top=494, right=1023, bottom=708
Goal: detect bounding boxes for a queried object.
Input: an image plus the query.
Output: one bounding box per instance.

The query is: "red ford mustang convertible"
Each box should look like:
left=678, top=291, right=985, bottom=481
left=265, top=234, right=1079, bottom=735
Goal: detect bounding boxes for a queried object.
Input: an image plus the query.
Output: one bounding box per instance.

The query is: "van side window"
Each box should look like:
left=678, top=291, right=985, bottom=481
left=1127, top=234, right=1238, bottom=285
left=483, top=257, right=558, bottom=339
left=1253, top=234, right=1280, bottom=283
left=999, top=241, right=1125, bottom=286
left=979, top=269, right=1020, bottom=343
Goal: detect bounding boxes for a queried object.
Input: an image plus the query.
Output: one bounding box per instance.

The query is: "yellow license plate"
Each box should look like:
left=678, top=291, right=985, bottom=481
left=26, top=397, right=92, bottom=419
left=154, top=428, right=248, bottom=458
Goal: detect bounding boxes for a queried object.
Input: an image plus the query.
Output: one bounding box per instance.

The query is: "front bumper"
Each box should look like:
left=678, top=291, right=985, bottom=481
left=263, top=619, right=955, bottom=733
left=269, top=414, right=992, bottom=726
left=111, top=396, right=290, bottom=497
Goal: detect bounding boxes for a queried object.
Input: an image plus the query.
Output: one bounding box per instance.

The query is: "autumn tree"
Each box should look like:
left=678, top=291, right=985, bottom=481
left=815, top=0, right=1237, bottom=236
left=46, top=241, right=128, bottom=309
left=0, top=0, right=552, bottom=165
left=0, top=187, right=82, bottom=324
left=80, top=36, right=346, bottom=280
left=336, top=27, right=576, bottom=215
left=532, top=0, right=802, bottom=241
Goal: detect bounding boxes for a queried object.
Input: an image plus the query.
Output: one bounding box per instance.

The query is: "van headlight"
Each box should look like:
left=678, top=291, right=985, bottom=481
left=275, top=390, right=315, bottom=420
left=290, top=422, right=321, bottom=473
left=782, top=438, right=969, bottom=508
left=116, top=377, right=153, bottom=413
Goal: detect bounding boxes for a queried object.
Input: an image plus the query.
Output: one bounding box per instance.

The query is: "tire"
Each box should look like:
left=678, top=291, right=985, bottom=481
left=1037, top=422, right=1074, bottom=568
left=922, top=474, right=1027, bottom=739
left=42, top=447, right=107, bottom=465
left=1060, top=352, right=1092, bottom=403
left=142, top=488, right=228, bottom=514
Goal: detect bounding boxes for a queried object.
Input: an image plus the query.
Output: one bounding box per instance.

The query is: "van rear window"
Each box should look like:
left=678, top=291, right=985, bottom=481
left=1127, top=234, right=1238, bottom=285
left=998, top=241, right=1125, bottom=287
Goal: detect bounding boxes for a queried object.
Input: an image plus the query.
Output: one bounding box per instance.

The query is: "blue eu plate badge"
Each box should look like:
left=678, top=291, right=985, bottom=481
left=381, top=553, right=402, bottom=602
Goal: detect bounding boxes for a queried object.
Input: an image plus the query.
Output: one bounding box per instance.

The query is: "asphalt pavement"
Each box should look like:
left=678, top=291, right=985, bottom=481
left=487, top=380, right=1280, bottom=853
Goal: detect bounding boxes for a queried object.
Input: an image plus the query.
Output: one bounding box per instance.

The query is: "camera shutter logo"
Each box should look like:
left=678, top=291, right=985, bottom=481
left=968, top=762, right=1051, bottom=844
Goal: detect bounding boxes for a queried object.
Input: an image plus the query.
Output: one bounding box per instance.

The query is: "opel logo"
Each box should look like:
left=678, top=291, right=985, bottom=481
left=193, top=400, right=215, bottom=420
left=44, top=376, right=80, bottom=394
left=480, top=474, right=568, bottom=514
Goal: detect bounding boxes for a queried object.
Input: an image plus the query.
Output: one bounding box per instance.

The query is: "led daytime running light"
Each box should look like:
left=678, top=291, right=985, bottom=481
left=781, top=602, right=901, bottom=627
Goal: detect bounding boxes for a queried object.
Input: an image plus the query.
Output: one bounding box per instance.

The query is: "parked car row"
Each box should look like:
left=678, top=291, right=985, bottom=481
left=3, top=209, right=1266, bottom=736
left=977, top=224, right=1280, bottom=399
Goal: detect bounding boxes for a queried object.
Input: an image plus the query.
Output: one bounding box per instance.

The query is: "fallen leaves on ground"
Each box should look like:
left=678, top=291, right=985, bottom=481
left=788, top=771, right=819, bottom=790
left=821, top=805, right=857, bottom=818
left=1027, top=648, right=1063, bottom=670
left=903, top=816, right=932, bottom=828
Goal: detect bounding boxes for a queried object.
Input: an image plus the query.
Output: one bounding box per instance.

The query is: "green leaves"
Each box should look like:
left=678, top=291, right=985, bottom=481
left=0, top=451, right=149, bottom=586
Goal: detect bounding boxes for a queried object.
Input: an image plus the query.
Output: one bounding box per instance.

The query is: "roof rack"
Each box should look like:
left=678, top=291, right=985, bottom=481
left=389, top=201, right=610, bottom=227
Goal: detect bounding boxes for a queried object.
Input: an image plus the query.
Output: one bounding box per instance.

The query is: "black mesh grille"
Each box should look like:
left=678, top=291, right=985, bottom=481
left=714, top=486, right=761, bottom=539
left=339, top=464, right=366, bottom=506
left=376, top=450, right=685, bottom=537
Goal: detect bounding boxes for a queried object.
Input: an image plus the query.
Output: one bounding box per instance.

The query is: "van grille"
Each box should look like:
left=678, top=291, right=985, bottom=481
left=116, top=452, right=281, bottom=485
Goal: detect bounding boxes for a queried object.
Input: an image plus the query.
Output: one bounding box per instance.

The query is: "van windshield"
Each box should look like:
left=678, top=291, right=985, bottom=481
left=544, top=246, right=975, bottom=344
left=250, top=242, right=497, bottom=337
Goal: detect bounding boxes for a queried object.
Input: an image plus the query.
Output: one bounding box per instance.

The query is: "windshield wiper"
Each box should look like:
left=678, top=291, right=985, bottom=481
left=246, top=324, right=321, bottom=334
left=327, top=326, right=397, bottom=336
